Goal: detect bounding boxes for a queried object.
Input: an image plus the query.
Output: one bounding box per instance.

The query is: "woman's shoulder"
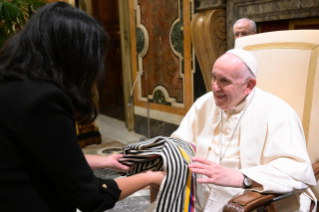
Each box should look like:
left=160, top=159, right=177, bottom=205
left=19, top=75, right=63, bottom=92
left=2, top=75, right=65, bottom=97
left=0, top=76, right=73, bottom=113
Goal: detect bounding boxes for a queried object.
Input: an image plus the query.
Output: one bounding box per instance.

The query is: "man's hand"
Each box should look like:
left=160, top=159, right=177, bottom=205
left=189, top=157, right=244, bottom=187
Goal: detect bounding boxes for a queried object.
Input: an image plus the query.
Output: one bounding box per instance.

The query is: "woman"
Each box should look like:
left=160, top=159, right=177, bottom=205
left=0, top=2, right=163, bottom=212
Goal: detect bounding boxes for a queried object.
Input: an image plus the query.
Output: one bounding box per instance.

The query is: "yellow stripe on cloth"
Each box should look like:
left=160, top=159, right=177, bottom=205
left=178, top=146, right=192, bottom=212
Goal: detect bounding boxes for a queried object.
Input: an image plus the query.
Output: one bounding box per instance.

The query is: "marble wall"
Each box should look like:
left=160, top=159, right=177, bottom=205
left=129, top=0, right=196, bottom=136
left=138, top=0, right=184, bottom=103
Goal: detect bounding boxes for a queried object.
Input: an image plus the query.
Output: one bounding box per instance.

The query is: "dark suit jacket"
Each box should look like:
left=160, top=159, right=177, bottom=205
left=0, top=75, right=121, bottom=212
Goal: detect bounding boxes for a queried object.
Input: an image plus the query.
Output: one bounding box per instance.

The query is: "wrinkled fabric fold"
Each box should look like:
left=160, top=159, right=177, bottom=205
left=119, top=136, right=196, bottom=212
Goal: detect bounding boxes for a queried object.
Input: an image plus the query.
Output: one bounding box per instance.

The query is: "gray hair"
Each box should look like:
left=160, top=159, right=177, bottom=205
left=233, top=18, right=256, bottom=33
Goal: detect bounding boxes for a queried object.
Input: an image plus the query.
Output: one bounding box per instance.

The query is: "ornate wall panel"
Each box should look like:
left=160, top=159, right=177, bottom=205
left=227, top=0, right=319, bottom=49
left=129, top=0, right=195, bottom=136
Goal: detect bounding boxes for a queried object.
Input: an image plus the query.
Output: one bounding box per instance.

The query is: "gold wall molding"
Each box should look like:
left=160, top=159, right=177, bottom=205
left=119, top=0, right=134, bottom=130
left=191, top=9, right=226, bottom=92
left=135, top=0, right=149, bottom=104
left=61, top=0, right=75, bottom=6
left=148, top=85, right=184, bottom=108
left=78, top=0, right=92, bottom=15
left=244, top=42, right=319, bottom=143
left=289, top=17, right=319, bottom=30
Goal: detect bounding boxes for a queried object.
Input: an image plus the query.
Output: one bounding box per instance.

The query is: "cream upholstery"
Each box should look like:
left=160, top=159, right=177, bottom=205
left=235, top=30, right=319, bottom=198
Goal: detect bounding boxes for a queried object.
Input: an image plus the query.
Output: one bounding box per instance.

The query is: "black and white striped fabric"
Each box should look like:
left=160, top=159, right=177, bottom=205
left=119, top=136, right=196, bottom=212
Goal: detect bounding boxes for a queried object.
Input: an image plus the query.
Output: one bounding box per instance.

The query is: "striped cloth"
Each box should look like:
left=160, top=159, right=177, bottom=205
left=119, top=136, right=196, bottom=212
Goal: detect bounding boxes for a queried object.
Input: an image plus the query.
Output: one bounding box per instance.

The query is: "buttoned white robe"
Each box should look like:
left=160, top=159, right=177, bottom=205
left=171, top=88, right=316, bottom=212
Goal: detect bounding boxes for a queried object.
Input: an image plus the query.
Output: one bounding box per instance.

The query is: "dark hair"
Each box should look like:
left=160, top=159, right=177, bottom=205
left=0, top=2, right=107, bottom=123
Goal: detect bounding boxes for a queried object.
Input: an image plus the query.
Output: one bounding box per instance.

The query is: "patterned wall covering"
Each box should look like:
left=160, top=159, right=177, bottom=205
left=137, top=0, right=184, bottom=105
left=129, top=0, right=195, bottom=136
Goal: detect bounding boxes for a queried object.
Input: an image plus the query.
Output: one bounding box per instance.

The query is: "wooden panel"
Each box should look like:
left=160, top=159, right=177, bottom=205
left=92, top=0, right=124, bottom=121
left=93, top=0, right=119, bottom=25
left=259, top=20, right=289, bottom=33
left=259, top=18, right=319, bottom=33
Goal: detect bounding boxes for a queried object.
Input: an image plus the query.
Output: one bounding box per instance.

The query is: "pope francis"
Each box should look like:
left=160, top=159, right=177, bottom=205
left=171, top=49, right=317, bottom=212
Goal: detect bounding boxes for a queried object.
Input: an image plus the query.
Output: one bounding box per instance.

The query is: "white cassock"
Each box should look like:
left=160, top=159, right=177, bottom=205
left=171, top=87, right=317, bottom=212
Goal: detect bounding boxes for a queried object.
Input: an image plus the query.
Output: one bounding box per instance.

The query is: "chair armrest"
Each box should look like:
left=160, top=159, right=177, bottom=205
left=222, top=162, right=319, bottom=212
left=312, top=161, right=319, bottom=176
left=223, top=192, right=276, bottom=212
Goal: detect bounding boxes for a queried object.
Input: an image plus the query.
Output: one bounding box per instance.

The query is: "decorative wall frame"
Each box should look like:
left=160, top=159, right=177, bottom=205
left=129, top=0, right=195, bottom=125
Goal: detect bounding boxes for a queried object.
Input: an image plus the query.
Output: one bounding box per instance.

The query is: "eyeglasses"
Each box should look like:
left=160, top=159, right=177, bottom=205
left=234, top=31, right=252, bottom=38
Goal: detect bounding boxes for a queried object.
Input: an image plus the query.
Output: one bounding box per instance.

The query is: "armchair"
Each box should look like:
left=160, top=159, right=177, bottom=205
left=223, top=30, right=319, bottom=212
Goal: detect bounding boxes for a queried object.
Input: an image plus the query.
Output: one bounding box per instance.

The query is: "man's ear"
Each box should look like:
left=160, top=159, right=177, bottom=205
left=244, top=78, right=256, bottom=95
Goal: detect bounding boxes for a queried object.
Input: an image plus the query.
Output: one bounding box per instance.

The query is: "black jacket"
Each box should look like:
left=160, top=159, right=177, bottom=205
left=0, top=75, right=121, bottom=212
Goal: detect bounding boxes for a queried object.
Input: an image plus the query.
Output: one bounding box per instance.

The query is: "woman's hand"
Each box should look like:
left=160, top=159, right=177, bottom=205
left=104, top=154, right=130, bottom=172
left=146, top=171, right=165, bottom=188
left=115, top=170, right=165, bottom=200
left=85, top=154, right=130, bottom=172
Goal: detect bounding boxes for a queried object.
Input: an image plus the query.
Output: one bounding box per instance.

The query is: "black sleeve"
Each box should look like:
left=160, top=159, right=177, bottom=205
left=16, top=88, right=121, bottom=212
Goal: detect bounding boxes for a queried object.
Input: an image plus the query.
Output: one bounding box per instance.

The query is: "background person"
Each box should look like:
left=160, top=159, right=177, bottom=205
left=233, top=18, right=257, bottom=40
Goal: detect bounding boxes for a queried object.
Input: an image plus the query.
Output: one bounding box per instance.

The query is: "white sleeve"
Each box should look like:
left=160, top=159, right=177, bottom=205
left=240, top=164, right=308, bottom=193
left=170, top=101, right=198, bottom=145
left=240, top=105, right=315, bottom=192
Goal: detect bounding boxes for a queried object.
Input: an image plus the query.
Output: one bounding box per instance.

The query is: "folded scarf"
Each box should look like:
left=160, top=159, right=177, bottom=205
left=119, top=136, right=196, bottom=212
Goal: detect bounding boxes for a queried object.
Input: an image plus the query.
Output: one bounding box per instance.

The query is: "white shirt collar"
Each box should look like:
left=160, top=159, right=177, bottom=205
left=224, top=89, right=255, bottom=114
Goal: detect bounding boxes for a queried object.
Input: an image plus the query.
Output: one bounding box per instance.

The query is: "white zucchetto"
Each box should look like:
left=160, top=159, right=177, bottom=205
left=227, top=49, right=258, bottom=77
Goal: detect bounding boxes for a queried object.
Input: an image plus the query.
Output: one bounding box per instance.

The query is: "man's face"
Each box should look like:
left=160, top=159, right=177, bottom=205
left=233, top=20, right=256, bottom=40
left=211, top=54, right=249, bottom=110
